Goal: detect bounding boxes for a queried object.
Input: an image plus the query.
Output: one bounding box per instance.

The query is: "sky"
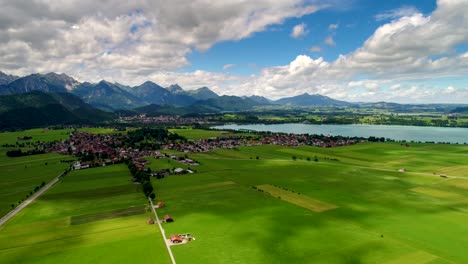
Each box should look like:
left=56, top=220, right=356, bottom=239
left=0, top=0, right=467, bottom=103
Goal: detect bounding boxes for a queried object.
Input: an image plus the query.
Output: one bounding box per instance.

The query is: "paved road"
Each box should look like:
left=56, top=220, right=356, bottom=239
left=149, top=198, right=176, bottom=264
left=0, top=171, right=64, bottom=227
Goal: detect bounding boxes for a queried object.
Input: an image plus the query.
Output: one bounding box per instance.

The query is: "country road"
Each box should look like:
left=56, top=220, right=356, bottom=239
left=0, top=171, right=65, bottom=227
left=149, top=198, right=177, bottom=264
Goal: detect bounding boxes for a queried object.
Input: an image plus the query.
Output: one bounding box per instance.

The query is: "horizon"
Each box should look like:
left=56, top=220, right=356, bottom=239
left=2, top=69, right=468, bottom=105
left=0, top=1, right=467, bottom=103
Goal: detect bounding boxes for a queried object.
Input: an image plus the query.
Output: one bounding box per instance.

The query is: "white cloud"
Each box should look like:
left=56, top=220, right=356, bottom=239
left=0, top=0, right=468, bottom=103
left=0, top=0, right=325, bottom=84
left=375, top=6, right=419, bottom=21
left=309, top=46, right=322, bottom=52
left=325, top=36, right=336, bottom=46
left=223, top=64, right=236, bottom=70
left=328, top=23, right=339, bottom=30
left=291, top=23, right=308, bottom=38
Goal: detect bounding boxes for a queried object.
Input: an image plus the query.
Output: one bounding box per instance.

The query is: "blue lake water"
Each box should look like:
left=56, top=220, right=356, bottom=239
left=212, top=123, right=468, bottom=144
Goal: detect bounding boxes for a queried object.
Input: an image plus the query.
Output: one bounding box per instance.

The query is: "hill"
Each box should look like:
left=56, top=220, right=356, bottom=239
left=183, top=87, right=219, bottom=100
left=193, top=95, right=265, bottom=112
left=0, top=71, right=19, bottom=85
left=275, top=93, right=351, bottom=107
left=73, top=81, right=146, bottom=110
left=0, top=91, right=114, bottom=130
left=0, top=73, right=79, bottom=95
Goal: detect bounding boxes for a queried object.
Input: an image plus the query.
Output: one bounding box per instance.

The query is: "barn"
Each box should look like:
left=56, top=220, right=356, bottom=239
left=164, top=215, right=174, bottom=222
left=170, top=235, right=183, bottom=244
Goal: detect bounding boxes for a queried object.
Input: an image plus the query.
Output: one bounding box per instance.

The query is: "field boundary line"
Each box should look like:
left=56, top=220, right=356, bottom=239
left=149, top=198, right=176, bottom=264
left=199, top=156, right=468, bottom=180
left=0, top=168, right=68, bottom=227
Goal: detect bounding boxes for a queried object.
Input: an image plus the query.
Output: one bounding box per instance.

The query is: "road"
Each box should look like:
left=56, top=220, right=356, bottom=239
left=0, top=171, right=65, bottom=227
left=149, top=198, right=177, bottom=264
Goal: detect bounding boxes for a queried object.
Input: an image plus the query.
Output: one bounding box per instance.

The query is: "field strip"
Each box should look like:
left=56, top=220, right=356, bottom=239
left=166, top=181, right=237, bottom=193
left=0, top=225, right=138, bottom=251
left=411, top=187, right=468, bottom=200
left=71, top=206, right=147, bottom=225
left=199, top=156, right=468, bottom=180
left=0, top=156, right=64, bottom=167
left=384, top=250, right=438, bottom=264
left=256, top=184, right=337, bottom=212
left=0, top=169, right=66, bottom=227
left=149, top=198, right=176, bottom=264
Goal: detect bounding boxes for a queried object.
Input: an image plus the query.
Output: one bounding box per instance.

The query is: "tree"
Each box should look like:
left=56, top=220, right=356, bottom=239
left=149, top=193, right=156, bottom=200
left=292, top=156, right=297, bottom=161
left=142, top=182, right=154, bottom=197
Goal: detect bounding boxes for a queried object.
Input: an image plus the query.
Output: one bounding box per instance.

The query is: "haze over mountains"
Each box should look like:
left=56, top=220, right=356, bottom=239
left=0, top=71, right=349, bottom=111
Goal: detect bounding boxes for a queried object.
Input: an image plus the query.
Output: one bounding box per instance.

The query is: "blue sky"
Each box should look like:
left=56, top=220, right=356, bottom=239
left=0, top=0, right=467, bottom=103
left=185, top=0, right=438, bottom=76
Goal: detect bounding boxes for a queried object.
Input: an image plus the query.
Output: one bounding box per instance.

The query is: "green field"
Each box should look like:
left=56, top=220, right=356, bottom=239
left=169, top=128, right=252, bottom=141
left=152, top=142, right=468, bottom=264
left=0, top=165, right=171, bottom=264
left=0, top=153, right=71, bottom=218
left=0, top=128, right=76, bottom=218
left=1, top=127, right=468, bottom=263
left=0, top=128, right=73, bottom=145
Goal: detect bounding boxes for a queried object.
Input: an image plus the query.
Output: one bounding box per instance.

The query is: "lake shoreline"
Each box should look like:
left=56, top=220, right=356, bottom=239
left=212, top=123, right=468, bottom=144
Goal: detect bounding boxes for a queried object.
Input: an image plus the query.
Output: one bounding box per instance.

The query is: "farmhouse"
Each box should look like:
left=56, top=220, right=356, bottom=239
left=398, top=168, right=406, bottom=172
left=163, top=215, right=174, bottom=222
left=147, top=217, right=154, bottom=224
left=157, top=201, right=165, bottom=208
left=173, top=168, right=185, bottom=174
left=170, top=235, right=183, bottom=244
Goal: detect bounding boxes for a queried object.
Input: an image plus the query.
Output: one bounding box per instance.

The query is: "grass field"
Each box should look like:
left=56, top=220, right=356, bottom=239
left=151, top=141, right=468, bottom=264
left=0, top=165, right=171, bottom=264
left=0, top=153, right=71, bottom=218
left=0, top=128, right=73, bottom=145
left=169, top=128, right=252, bottom=141
left=1, top=128, right=468, bottom=263
left=0, top=128, right=76, bottom=218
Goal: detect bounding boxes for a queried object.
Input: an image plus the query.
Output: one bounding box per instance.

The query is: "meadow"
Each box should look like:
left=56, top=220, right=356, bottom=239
left=0, top=127, right=134, bottom=218
left=1, top=128, right=468, bottom=263
left=0, top=165, right=171, bottom=264
left=152, top=139, right=468, bottom=263
left=0, top=128, right=76, bottom=218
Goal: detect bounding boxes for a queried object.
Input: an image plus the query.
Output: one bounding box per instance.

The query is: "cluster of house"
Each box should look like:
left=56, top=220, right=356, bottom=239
left=162, top=137, right=246, bottom=153
left=120, top=114, right=213, bottom=124
left=162, top=134, right=365, bottom=153
left=48, top=132, right=158, bottom=169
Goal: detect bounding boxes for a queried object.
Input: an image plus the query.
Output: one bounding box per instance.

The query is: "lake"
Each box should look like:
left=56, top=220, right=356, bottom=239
left=212, top=123, right=468, bottom=144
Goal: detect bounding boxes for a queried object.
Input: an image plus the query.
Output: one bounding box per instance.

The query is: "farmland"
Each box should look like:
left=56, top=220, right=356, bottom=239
left=1, top=128, right=468, bottom=263
left=154, top=140, right=468, bottom=263
left=0, top=165, right=170, bottom=264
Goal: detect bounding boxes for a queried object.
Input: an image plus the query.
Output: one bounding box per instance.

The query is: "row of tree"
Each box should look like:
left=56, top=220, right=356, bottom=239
left=6, top=149, right=45, bottom=157
left=126, top=160, right=156, bottom=200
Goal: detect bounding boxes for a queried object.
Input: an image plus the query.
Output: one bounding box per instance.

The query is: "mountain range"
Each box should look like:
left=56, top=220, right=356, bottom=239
left=0, top=71, right=349, bottom=112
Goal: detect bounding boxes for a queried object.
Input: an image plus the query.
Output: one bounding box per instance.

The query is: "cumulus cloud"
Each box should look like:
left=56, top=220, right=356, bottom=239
left=0, top=0, right=467, bottom=103
left=291, top=23, right=308, bottom=38
left=0, top=0, right=325, bottom=84
left=221, top=0, right=468, bottom=103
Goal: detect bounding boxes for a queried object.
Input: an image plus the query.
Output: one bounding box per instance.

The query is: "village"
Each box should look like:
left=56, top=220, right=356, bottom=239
left=119, top=114, right=213, bottom=125
left=36, top=129, right=366, bottom=172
